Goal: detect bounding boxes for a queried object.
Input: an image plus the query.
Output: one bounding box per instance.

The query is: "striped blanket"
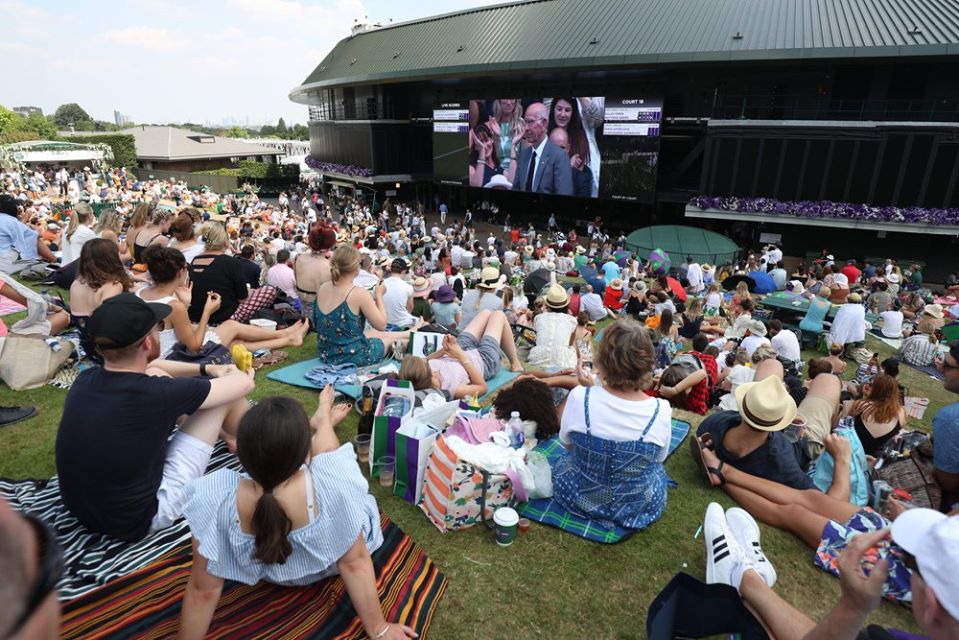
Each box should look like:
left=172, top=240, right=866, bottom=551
left=59, top=517, right=446, bottom=639
left=0, top=443, right=242, bottom=601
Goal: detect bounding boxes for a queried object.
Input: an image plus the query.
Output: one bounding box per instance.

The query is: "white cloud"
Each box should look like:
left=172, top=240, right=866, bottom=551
left=99, top=26, right=186, bottom=52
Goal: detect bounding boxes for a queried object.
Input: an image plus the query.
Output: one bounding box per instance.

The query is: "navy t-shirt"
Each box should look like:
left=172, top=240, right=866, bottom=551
left=56, top=367, right=211, bottom=541
left=697, top=411, right=816, bottom=490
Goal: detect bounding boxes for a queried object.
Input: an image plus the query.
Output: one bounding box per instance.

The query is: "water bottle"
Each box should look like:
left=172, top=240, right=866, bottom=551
left=507, top=411, right=525, bottom=449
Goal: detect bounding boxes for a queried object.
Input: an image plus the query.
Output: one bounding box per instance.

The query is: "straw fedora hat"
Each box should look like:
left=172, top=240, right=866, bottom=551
left=412, top=276, right=433, bottom=298
left=477, top=266, right=505, bottom=289
left=632, top=280, right=647, bottom=293
left=735, top=376, right=796, bottom=431
left=734, top=376, right=797, bottom=432
left=924, top=303, right=944, bottom=319
left=609, top=278, right=624, bottom=291
left=545, top=284, right=570, bottom=309
left=747, top=319, right=768, bottom=337
left=524, top=245, right=535, bottom=255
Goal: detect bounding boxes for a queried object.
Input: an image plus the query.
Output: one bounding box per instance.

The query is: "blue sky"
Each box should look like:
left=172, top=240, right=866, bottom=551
left=0, top=0, right=499, bottom=126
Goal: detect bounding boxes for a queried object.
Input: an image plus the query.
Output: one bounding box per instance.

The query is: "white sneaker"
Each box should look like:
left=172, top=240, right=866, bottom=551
left=725, top=507, right=777, bottom=588
left=704, top=502, right=746, bottom=588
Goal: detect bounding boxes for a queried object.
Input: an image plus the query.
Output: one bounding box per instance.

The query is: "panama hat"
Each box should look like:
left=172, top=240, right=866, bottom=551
left=747, top=319, right=768, bottom=337
left=412, top=276, right=432, bottom=298
left=847, top=292, right=862, bottom=303
left=483, top=174, right=512, bottom=189
left=701, top=263, right=712, bottom=271
left=609, top=278, right=624, bottom=291
left=545, top=284, right=570, bottom=309
left=575, top=245, right=586, bottom=254
left=734, top=376, right=797, bottom=432
left=632, top=280, right=647, bottom=293
left=546, top=247, right=557, bottom=259
left=477, top=266, right=505, bottom=289
left=924, top=303, right=944, bottom=318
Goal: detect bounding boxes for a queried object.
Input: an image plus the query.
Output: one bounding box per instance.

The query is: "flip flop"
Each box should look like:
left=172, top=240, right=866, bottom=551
left=689, top=435, right=726, bottom=486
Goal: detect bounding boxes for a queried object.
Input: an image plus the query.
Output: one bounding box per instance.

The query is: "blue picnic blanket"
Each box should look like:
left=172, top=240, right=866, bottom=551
left=517, top=419, right=691, bottom=544
left=267, top=358, right=520, bottom=401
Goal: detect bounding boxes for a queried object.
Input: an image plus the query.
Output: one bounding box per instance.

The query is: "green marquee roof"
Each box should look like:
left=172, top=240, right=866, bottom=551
left=625, top=225, right=740, bottom=264
left=292, top=0, right=959, bottom=100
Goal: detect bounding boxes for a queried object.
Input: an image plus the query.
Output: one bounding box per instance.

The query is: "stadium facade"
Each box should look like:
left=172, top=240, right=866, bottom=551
left=291, top=0, right=959, bottom=278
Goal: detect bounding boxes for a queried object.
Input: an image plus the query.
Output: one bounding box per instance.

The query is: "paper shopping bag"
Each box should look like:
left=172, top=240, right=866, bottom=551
left=369, top=378, right=415, bottom=479
left=393, top=400, right=459, bottom=504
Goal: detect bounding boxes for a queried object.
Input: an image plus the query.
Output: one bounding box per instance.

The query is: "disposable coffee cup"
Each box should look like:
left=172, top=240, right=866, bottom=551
left=493, top=507, right=519, bottom=547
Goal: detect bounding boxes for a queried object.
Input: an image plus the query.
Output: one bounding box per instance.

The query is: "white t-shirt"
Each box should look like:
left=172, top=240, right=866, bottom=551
left=61, top=224, right=96, bottom=264
left=560, top=386, right=672, bottom=462
left=382, top=276, right=415, bottom=327
left=740, top=335, right=771, bottom=358
left=771, top=329, right=801, bottom=362
left=880, top=310, right=904, bottom=338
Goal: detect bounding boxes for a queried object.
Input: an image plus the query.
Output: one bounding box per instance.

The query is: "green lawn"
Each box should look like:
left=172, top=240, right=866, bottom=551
left=1, top=314, right=941, bottom=637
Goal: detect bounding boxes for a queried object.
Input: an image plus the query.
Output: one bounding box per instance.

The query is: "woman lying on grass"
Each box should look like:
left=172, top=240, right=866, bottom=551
left=177, top=390, right=417, bottom=640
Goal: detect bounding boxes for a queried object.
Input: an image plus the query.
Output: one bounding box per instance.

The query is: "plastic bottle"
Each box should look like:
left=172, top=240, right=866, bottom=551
left=507, top=411, right=525, bottom=449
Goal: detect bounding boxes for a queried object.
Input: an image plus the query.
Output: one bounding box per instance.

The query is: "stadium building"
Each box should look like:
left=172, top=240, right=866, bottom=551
left=290, top=0, right=959, bottom=278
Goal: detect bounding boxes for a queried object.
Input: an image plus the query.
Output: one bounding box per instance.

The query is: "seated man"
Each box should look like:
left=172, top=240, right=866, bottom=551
left=579, top=284, right=608, bottom=322
left=935, top=342, right=959, bottom=510
left=55, top=293, right=255, bottom=541
left=696, top=376, right=851, bottom=501
left=702, top=503, right=959, bottom=640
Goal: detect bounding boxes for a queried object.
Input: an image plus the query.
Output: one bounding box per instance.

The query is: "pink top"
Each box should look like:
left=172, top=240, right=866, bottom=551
left=266, top=263, right=298, bottom=300
left=428, top=350, right=485, bottom=397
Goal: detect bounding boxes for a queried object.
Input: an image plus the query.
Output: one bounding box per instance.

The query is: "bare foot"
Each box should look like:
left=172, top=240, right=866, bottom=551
left=331, top=402, right=351, bottom=426
left=289, top=320, right=310, bottom=346
left=509, top=360, right=524, bottom=372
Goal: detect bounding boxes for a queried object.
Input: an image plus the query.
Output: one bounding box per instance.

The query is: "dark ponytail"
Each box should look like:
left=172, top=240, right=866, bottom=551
left=236, top=397, right=312, bottom=565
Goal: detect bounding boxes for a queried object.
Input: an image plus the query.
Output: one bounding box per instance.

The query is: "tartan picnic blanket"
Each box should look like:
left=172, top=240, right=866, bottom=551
left=517, top=419, right=691, bottom=544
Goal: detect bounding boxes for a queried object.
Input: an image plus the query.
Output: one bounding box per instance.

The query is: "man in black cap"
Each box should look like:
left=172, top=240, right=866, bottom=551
left=55, top=293, right=255, bottom=541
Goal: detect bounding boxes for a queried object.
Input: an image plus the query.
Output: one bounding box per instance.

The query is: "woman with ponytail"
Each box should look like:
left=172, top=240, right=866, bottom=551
left=60, top=202, right=96, bottom=265
left=179, top=390, right=417, bottom=640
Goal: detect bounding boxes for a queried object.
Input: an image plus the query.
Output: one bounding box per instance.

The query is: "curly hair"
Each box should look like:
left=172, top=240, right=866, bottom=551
left=493, top=378, right=559, bottom=439
left=594, top=318, right=655, bottom=391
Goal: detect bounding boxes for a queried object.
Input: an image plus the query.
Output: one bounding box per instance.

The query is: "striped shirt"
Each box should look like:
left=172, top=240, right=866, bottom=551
left=182, top=444, right=382, bottom=586
left=900, top=334, right=939, bottom=367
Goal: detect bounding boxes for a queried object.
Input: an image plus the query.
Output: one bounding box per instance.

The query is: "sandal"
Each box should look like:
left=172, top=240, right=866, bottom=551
left=689, top=435, right=726, bottom=486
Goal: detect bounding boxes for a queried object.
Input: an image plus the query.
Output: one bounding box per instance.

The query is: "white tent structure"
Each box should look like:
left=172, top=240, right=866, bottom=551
left=0, top=140, right=114, bottom=172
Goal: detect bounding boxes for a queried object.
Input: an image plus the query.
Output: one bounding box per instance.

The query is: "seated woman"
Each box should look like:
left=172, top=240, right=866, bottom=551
left=827, top=293, right=866, bottom=354
left=900, top=331, right=940, bottom=367
left=693, top=436, right=916, bottom=606
left=602, top=278, right=625, bottom=311
left=527, top=284, right=577, bottom=370
left=824, top=342, right=848, bottom=375
left=623, top=280, right=648, bottom=319
left=553, top=318, right=672, bottom=530
left=842, top=373, right=906, bottom=457
left=828, top=273, right=850, bottom=304
left=314, top=245, right=410, bottom=367
left=139, top=246, right=308, bottom=359
left=799, top=287, right=832, bottom=338
left=69, top=238, right=133, bottom=364
left=398, top=310, right=523, bottom=399
left=678, top=298, right=705, bottom=340
left=179, top=391, right=417, bottom=640
left=293, top=223, right=336, bottom=320
left=653, top=309, right=681, bottom=369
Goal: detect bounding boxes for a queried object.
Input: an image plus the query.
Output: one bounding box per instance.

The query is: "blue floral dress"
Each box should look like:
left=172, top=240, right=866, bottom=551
left=553, top=387, right=669, bottom=530
left=313, top=287, right=385, bottom=367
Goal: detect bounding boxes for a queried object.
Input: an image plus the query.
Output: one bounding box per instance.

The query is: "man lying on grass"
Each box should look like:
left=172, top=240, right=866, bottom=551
left=55, top=293, right=254, bottom=542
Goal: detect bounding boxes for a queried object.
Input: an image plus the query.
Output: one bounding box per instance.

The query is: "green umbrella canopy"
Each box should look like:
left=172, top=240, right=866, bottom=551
left=625, top=225, right=740, bottom=265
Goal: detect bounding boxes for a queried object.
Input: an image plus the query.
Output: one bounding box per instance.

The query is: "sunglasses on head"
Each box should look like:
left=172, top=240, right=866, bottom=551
left=9, top=514, right=64, bottom=636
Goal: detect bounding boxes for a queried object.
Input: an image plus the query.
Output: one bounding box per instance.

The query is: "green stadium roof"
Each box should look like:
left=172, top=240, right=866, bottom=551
left=291, top=0, right=959, bottom=101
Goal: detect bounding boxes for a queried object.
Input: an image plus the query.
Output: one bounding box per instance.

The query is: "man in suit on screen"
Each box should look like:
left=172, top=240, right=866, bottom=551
left=511, top=102, right=574, bottom=197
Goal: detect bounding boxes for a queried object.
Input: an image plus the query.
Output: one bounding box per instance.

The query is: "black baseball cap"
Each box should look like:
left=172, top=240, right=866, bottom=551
left=87, top=293, right=171, bottom=348
left=390, top=258, right=408, bottom=272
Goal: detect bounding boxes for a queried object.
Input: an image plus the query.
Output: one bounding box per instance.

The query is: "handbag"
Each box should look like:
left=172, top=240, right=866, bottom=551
left=876, top=437, right=941, bottom=510
left=0, top=336, right=75, bottom=390
left=165, top=340, right=233, bottom=366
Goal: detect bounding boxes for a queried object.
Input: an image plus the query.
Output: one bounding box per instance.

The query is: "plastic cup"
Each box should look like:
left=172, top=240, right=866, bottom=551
left=353, top=434, right=371, bottom=463
left=518, top=517, right=531, bottom=533
left=783, top=415, right=806, bottom=443
left=493, top=507, right=519, bottom=547
left=377, top=455, right=395, bottom=488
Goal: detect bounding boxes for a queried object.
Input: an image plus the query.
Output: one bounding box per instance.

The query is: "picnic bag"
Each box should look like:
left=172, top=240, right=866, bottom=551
left=165, top=341, right=232, bottom=366
left=0, top=336, right=74, bottom=390
left=419, top=435, right=514, bottom=532
left=876, top=438, right=941, bottom=510
left=393, top=400, right=459, bottom=505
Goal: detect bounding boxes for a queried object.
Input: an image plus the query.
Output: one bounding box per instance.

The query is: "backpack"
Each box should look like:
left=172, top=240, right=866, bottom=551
left=670, top=353, right=704, bottom=373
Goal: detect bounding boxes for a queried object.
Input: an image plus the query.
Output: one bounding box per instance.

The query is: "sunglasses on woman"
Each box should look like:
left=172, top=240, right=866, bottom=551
left=9, top=514, right=64, bottom=636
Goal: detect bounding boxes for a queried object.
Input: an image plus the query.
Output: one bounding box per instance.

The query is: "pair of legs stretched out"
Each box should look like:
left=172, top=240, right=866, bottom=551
left=212, top=318, right=310, bottom=353
left=459, top=309, right=524, bottom=372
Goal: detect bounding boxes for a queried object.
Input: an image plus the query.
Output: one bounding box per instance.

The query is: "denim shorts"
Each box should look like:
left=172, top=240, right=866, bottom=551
left=456, top=331, right=501, bottom=380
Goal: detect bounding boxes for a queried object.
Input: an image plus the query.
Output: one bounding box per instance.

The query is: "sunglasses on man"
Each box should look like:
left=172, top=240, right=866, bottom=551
left=9, top=514, right=63, bottom=636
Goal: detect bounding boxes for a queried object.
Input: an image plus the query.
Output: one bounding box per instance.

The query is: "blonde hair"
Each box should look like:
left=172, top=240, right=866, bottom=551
left=201, top=222, right=229, bottom=251
left=93, top=207, right=122, bottom=235
left=685, top=298, right=703, bottom=320
left=752, top=345, right=778, bottom=363
left=735, top=281, right=751, bottom=300
left=330, top=245, right=360, bottom=282
left=492, top=99, right=523, bottom=137
left=129, top=202, right=151, bottom=230
left=399, top=355, right=432, bottom=390
left=66, top=203, right=94, bottom=241
left=150, top=208, right=173, bottom=225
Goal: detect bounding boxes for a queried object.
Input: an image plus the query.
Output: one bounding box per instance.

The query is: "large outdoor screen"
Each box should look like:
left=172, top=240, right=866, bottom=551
left=432, top=97, right=662, bottom=202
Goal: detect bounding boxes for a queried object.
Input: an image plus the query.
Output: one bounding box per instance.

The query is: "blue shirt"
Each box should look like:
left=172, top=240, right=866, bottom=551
left=602, top=262, right=621, bottom=283
left=0, top=214, right=40, bottom=260
left=933, top=402, right=959, bottom=473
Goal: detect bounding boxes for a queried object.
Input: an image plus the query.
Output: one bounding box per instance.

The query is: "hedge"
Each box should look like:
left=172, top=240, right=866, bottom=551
left=198, top=160, right=299, bottom=180
left=64, top=133, right=137, bottom=169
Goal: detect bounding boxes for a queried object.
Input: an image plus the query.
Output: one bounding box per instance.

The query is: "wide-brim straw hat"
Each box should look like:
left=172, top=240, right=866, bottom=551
left=545, top=284, right=570, bottom=309
left=733, top=376, right=797, bottom=432
left=477, top=266, right=505, bottom=289
left=747, top=319, right=768, bottom=337
left=413, top=277, right=433, bottom=298
left=609, top=278, right=624, bottom=290
left=924, top=303, right=944, bottom=318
